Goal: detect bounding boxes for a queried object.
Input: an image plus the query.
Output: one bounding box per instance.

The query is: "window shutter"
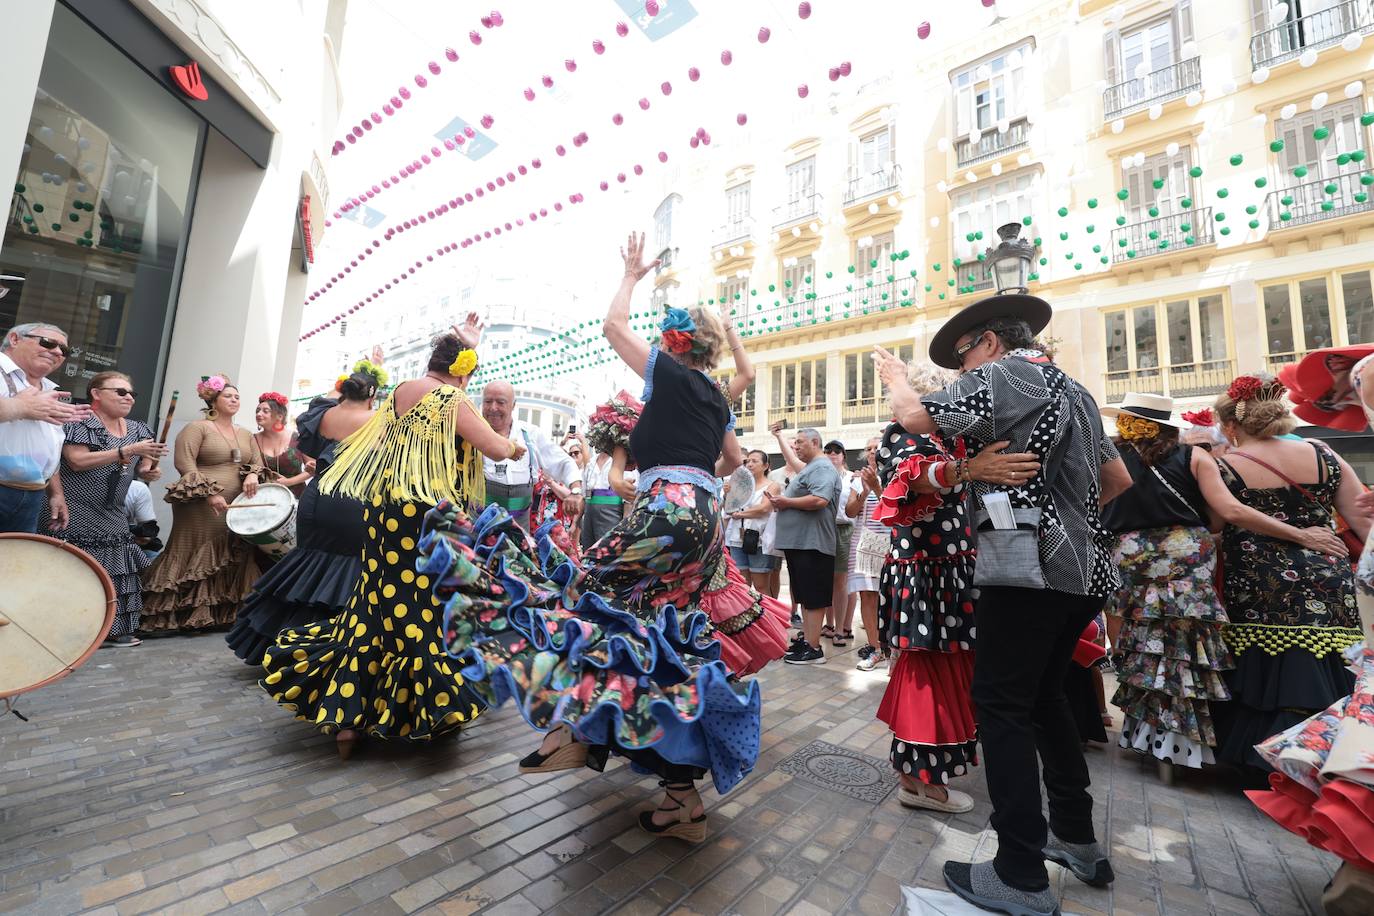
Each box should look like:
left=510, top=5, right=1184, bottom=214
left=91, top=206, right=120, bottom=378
left=955, top=86, right=971, bottom=136
left=887, top=123, right=897, bottom=170
left=1103, top=29, right=1120, bottom=86
left=1248, top=0, right=1268, bottom=34
left=1176, top=0, right=1194, bottom=46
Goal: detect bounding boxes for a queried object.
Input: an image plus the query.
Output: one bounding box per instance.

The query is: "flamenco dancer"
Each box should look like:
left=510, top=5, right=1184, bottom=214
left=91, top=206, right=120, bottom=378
left=1245, top=347, right=1374, bottom=913
left=226, top=361, right=382, bottom=665
left=508, top=231, right=765, bottom=839
left=872, top=364, right=1040, bottom=814
left=260, top=317, right=519, bottom=756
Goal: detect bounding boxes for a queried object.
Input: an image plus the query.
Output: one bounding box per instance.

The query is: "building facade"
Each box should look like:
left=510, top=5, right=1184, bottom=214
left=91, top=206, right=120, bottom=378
left=1, top=0, right=346, bottom=444
left=649, top=0, right=1374, bottom=468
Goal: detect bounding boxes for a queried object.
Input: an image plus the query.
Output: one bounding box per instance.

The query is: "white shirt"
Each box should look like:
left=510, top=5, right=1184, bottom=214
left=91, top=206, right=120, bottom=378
left=835, top=471, right=857, bottom=525
left=482, top=419, right=581, bottom=489
left=0, top=352, right=65, bottom=486
left=125, top=480, right=156, bottom=525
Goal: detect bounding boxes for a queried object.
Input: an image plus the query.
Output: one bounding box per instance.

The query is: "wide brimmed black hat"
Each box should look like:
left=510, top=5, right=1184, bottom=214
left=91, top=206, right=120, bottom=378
left=928, top=293, right=1053, bottom=370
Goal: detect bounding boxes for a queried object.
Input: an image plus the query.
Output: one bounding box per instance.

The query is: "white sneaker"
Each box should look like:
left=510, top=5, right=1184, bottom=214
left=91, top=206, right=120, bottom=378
left=898, top=784, right=974, bottom=813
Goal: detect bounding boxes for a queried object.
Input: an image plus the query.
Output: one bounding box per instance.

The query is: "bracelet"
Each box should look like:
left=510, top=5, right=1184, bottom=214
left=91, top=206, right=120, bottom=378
left=959, top=459, right=973, bottom=484
left=507, top=439, right=518, bottom=459
left=117, top=446, right=125, bottom=462
left=926, top=463, right=941, bottom=490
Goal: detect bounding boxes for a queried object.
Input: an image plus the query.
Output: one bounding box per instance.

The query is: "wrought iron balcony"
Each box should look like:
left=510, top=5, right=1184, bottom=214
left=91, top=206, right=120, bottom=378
left=742, top=279, right=907, bottom=335
left=1103, top=56, right=1201, bottom=120
left=1109, top=207, right=1215, bottom=263
left=711, top=217, right=755, bottom=249
left=955, top=116, right=1030, bottom=168
left=1266, top=171, right=1374, bottom=228
left=844, top=165, right=902, bottom=206
left=772, top=193, right=823, bottom=230
left=1104, top=358, right=1235, bottom=403
left=1251, top=0, right=1374, bottom=69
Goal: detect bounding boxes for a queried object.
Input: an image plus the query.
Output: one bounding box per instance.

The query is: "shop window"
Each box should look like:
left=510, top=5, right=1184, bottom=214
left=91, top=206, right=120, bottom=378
left=1262, top=269, right=1374, bottom=370
left=770, top=357, right=827, bottom=427
left=1, top=4, right=204, bottom=411
left=843, top=343, right=913, bottom=424
left=1102, top=293, right=1232, bottom=402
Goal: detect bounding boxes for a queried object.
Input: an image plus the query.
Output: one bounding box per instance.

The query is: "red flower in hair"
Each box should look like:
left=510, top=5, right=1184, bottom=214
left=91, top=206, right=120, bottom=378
left=259, top=391, right=288, bottom=408
left=661, top=329, right=694, bottom=355
left=1227, top=376, right=1264, bottom=402
left=1181, top=408, right=1215, bottom=426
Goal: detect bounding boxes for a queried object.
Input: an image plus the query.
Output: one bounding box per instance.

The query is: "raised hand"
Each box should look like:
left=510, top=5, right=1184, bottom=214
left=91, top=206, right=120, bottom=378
left=452, top=311, right=485, bottom=350
left=871, top=345, right=909, bottom=391
left=620, top=231, right=659, bottom=283
left=15, top=387, right=87, bottom=426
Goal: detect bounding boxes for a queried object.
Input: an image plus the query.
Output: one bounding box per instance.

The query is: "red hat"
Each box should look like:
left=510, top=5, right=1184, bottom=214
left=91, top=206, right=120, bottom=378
left=1279, top=345, right=1374, bottom=432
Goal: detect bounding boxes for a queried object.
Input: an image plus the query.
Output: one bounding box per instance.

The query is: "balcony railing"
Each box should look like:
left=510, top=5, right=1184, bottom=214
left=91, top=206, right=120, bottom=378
left=1104, top=358, right=1235, bottom=404
left=772, top=193, right=823, bottom=230
left=955, top=116, right=1030, bottom=168
left=1267, top=171, right=1374, bottom=228
left=841, top=398, right=893, bottom=427
left=769, top=404, right=828, bottom=429
left=1264, top=350, right=1310, bottom=373
left=1250, top=0, right=1374, bottom=69
left=1109, top=207, right=1215, bottom=263
left=1103, top=56, right=1201, bottom=120
left=734, top=410, right=755, bottom=435
left=655, top=246, right=675, bottom=274
left=844, top=165, right=902, bottom=206
left=712, top=217, right=755, bottom=249
left=744, top=279, right=906, bottom=334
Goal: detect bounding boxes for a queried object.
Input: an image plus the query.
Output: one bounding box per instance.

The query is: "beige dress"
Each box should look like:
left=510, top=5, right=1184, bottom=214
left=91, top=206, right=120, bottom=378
left=141, top=421, right=265, bottom=631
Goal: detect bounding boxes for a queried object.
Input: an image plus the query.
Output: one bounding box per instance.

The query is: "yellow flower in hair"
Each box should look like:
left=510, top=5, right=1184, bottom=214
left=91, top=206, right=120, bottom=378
left=448, top=349, right=478, bottom=377
left=1115, top=414, right=1160, bottom=441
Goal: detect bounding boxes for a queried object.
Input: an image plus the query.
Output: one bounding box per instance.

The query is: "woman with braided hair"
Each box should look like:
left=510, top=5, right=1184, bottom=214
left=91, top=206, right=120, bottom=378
left=227, top=361, right=384, bottom=665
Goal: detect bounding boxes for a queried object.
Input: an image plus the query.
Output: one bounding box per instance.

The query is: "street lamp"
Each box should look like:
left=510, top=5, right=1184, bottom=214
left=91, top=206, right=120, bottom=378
left=985, top=222, right=1037, bottom=294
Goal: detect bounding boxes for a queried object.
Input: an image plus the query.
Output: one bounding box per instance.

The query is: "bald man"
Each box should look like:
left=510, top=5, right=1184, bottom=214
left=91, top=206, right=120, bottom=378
left=479, top=380, right=581, bottom=529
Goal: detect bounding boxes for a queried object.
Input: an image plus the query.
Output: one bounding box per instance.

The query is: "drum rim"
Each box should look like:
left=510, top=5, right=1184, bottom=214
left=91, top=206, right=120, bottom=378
left=0, top=533, right=116, bottom=699
left=228, top=482, right=298, bottom=535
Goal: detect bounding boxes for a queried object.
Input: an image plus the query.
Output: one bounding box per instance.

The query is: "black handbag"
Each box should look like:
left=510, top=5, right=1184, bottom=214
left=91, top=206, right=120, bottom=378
left=741, top=527, right=761, bottom=554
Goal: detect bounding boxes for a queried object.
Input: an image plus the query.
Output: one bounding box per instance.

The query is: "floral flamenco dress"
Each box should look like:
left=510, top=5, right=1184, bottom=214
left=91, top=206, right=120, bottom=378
left=1213, top=442, right=1363, bottom=770
left=872, top=424, right=980, bottom=787
left=420, top=502, right=762, bottom=793
left=259, top=386, right=488, bottom=740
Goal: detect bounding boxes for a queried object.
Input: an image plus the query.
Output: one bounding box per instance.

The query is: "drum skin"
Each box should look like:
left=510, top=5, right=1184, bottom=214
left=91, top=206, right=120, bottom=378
left=0, top=533, right=115, bottom=699
left=227, top=483, right=298, bottom=559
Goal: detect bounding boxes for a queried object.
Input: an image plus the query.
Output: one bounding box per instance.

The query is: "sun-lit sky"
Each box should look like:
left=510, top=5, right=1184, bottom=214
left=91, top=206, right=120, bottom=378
left=302, top=0, right=1026, bottom=339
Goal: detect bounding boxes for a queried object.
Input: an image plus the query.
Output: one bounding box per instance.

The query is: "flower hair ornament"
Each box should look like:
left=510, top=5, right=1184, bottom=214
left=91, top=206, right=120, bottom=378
left=448, top=348, right=478, bottom=377
left=1181, top=408, right=1216, bottom=426
left=1227, top=374, right=1288, bottom=420
left=1115, top=414, right=1160, bottom=442
left=258, top=391, right=288, bottom=409
left=660, top=306, right=709, bottom=360
left=196, top=374, right=230, bottom=419
left=351, top=358, right=389, bottom=388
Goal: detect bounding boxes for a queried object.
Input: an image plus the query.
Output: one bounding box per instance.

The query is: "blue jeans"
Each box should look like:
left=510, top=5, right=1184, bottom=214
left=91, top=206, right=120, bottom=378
left=0, top=485, right=44, bottom=533
left=728, top=545, right=778, bottom=574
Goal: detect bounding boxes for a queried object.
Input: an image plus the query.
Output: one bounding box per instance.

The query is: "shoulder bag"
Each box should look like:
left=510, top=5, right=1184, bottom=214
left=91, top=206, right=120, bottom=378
left=1228, top=447, right=1363, bottom=562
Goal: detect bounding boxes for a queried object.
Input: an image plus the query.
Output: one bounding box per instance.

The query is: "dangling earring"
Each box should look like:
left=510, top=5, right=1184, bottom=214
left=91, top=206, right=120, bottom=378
left=274, top=422, right=285, bottom=432
left=206, top=408, right=218, bottom=421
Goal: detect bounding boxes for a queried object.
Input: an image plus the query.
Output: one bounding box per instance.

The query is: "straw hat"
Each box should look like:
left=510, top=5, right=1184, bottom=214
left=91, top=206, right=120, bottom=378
left=1100, top=392, right=1189, bottom=429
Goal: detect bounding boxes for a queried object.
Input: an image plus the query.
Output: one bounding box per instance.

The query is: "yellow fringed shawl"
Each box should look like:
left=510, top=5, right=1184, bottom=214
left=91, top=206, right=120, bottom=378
left=319, top=385, right=486, bottom=506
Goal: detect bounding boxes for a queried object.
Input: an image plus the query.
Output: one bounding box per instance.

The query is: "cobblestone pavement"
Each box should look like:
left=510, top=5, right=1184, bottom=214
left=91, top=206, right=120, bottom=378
left=0, top=632, right=1340, bottom=916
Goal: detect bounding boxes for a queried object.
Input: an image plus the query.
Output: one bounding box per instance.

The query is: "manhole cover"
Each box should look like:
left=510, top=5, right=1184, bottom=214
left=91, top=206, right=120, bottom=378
left=777, top=739, right=897, bottom=803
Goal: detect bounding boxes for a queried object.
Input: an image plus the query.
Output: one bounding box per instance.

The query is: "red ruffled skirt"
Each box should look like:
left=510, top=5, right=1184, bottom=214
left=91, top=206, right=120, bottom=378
left=701, top=551, right=791, bottom=677
left=1248, top=774, right=1374, bottom=870
left=877, top=648, right=979, bottom=784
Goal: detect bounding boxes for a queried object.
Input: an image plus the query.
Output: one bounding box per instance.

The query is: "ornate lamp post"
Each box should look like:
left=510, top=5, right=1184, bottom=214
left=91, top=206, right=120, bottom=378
left=985, top=222, right=1037, bottom=295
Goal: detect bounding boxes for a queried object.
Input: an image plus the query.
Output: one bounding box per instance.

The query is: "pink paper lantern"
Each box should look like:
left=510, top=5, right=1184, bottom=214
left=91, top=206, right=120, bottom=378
left=758, top=27, right=771, bottom=43
left=661, top=81, right=672, bottom=95
left=489, top=11, right=503, bottom=26
left=542, top=74, right=554, bottom=88
left=737, top=113, right=749, bottom=125
left=616, top=21, right=629, bottom=37
left=531, top=158, right=542, bottom=168
left=480, top=15, right=493, bottom=28
left=464, top=126, right=476, bottom=137
left=445, top=47, right=459, bottom=62
left=798, top=2, right=812, bottom=19
left=481, top=114, right=494, bottom=128
left=469, top=30, right=482, bottom=44
left=599, top=180, right=609, bottom=191
left=556, top=144, right=567, bottom=156
left=592, top=39, right=605, bottom=54
left=828, top=67, right=840, bottom=81
left=645, top=0, right=659, bottom=15
left=415, top=74, right=428, bottom=88
left=638, top=97, right=650, bottom=110
left=370, top=112, right=382, bottom=124
left=612, top=112, right=624, bottom=125
left=721, top=49, right=733, bottom=65
left=658, top=151, right=669, bottom=162
left=797, top=83, right=809, bottom=98
left=428, top=61, right=441, bottom=75
left=565, top=59, right=577, bottom=72
left=524, top=87, right=536, bottom=100
left=517, top=164, right=528, bottom=175
left=688, top=66, right=701, bottom=81
left=633, top=164, right=644, bottom=175
left=701, top=132, right=711, bottom=145
left=399, top=87, right=412, bottom=99
left=616, top=172, right=626, bottom=183
left=917, top=21, right=931, bottom=39
left=839, top=61, right=851, bottom=76
left=361, top=120, right=373, bottom=131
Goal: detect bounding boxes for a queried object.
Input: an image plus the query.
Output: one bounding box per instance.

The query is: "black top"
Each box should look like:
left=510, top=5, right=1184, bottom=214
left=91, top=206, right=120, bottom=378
left=630, top=348, right=730, bottom=475
left=295, top=396, right=337, bottom=461
left=1101, top=442, right=1209, bottom=533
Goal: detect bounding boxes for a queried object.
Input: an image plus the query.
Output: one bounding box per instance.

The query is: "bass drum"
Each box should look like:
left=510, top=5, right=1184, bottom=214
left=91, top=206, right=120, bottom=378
left=0, top=533, right=115, bottom=700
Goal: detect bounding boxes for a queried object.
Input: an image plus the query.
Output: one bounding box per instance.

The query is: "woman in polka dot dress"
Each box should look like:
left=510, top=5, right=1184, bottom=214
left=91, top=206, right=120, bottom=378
left=260, top=322, right=524, bottom=758
left=872, top=366, right=1042, bottom=814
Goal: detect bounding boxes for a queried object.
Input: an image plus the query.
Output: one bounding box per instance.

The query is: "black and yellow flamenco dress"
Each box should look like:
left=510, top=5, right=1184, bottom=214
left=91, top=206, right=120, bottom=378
left=260, top=385, right=488, bottom=740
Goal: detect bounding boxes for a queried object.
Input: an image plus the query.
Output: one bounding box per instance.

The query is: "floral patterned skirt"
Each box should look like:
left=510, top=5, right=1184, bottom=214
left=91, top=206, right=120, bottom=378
left=426, top=503, right=760, bottom=794
left=1106, top=525, right=1233, bottom=767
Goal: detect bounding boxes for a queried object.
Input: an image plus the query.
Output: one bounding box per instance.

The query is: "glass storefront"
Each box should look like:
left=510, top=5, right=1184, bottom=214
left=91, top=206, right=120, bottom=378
left=1, top=3, right=203, bottom=422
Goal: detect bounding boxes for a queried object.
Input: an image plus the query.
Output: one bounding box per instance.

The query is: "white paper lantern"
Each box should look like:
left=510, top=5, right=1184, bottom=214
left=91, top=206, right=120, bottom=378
left=996, top=118, right=1010, bottom=134
left=1299, top=48, right=1318, bottom=67
left=1224, top=26, right=1240, bottom=41
left=1221, top=77, right=1239, bottom=95
left=937, top=137, right=950, bottom=152
left=1111, top=118, right=1125, bottom=134
left=1252, top=113, right=1268, bottom=127
left=809, top=221, right=820, bottom=232
left=1104, top=4, right=1125, bottom=25
left=964, top=171, right=977, bottom=183
left=886, top=195, right=899, bottom=207
left=1181, top=40, right=1198, bottom=59
left=1345, top=81, right=1364, bottom=99
left=858, top=236, right=873, bottom=247
left=1269, top=3, right=1288, bottom=22
left=1165, top=141, right=1180, bottom=156
left=784, top=256, right=798, bottom=267
left=991, top=162, right=1003, bottom=176
left=714, top=251, right=724, bottom=261
left=936, top=180, right=949, bottom=193
left=1312, top=91, right=1329, bottom=110
left=1134, top=62, right=1149, bottom=79
left=867, top=202, right=880, bottom=214
left=791, top=226, right=802, bottom=237
left=1133, top=151, right=1146, bottom=168
left=969, top=128, right=982, bottom=144
left=929, top=216, right=940, bottom=228
left=1185, top=91, right=1202, bottom=107
left=976, top=64, right=991, bottom=81
left=1148, top=103, right=1163, bottom=120
left=1120, top=156, right=1134, bottom=171
left=1016, top=153, right=1032, bottom=167
left=1341, top=32, right=1364, bottom=52
left=1280, top=103, right=1298, bottom=119
left=1007, top=50, right=1023, bottom=68
left=1252, top=67, right=1270, bottom=84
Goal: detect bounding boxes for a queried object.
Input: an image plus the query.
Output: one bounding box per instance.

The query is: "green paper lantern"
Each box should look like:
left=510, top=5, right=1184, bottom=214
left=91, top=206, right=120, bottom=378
left=869, top=258, right=878, bottom=268
left=825, top=271, right=833, bottom=278
left=1033, top=237, right=1042, bottom=246
left=1355, top=192, right=1369, bottom=204
left=1185, top=235, right=1195, bottom=245
left=1181, top=197, right=1193, bottom=209
left=1092, top=244, right=1101, bottom=253
left=1281, top=195, right=1294, bottom=206
left=1338, top=153, right=1352, bottom=166
left=1362, top=175, right=1374, bottom=186
left=1245, top=205, right=1258, bottom=215
left=1351, top=150, right=1367, bottom=163
left=1117, top=238, right=1128, bottom=247
left=1248, top=219, right=1260, bottom=229
left=1215, top=212, right=1225, bottom=221
left=1322, top=201, right=1335, bottom=211
left=1220, top=226, right=1231, bottom=235
left=1255, top=177, right=1268, bottom=188
left=1294, top=166, right=1309, bottom=178
left=50, top=223, right=61, bottom=231
left=1057, top=206, right=1068, bottom=217
left=1362, top=113, right=1374, bottom=126
left=1189, top=166, right=1203, bottom=178
left=1230, top=154, right=1244, bottom=166
left=1088, top=198, right=1099, bottom=209
left=1158, top=240, right=1169, bottom=250
left=1086, top=224, right=1095, bottom=233
left=32, top=203, right=43, bottom=213
left=1116, top=215, right=1127, bottom=226
left=1149, top=206, right=1160, bottom=217
left=1325, top=183, right=1339, bottom=195
left=1117, top=189, right=1129, bottom=200
left=848, top=265, right=856, bottom=273
left=1180, top=223, right=1191, bottom=232
left=1100, top=256, right=1109, bottom=264
left=14, top=183, right=24, bottom=193
left=1059, top=231, right=1068, bottom=241
left=1039, top=257, right=1047, bottom=265
left=1127, top=250, right=1136, bottom=258
left=924, top=284, right=932, bottom=292
left=939, top=293, right=946, bottom=300
left=953, top=258, right=963, bottom=267
left=1152, top=178, right=1165, bottom=190
left=1022, top=215, right=1032, bottom=225
left=1216, top=188, right=1228, bottom=199
left=1314, top=126, right=1331, bottom=140
left=1270, top=139, right=1285, bottom=152
left=974, top=231, right=983, bottom=241
left=933, top=263, right=942, bottom=271
left=965, top=232, right=976, bottom=242
left=1148, top=230, right=1159, bottom=240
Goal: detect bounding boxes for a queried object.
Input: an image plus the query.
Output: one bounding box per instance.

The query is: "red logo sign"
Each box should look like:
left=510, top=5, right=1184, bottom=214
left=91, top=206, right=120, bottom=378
left=169, top=61, right=208, bottom=101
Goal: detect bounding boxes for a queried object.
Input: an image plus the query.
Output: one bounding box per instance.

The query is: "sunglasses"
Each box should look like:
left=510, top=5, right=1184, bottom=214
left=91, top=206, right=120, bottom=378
left=96, top=386, right=137, bottom=398
left=24, top=334, right=71, bottom=357
left=954, top=333, right=985, bottom=363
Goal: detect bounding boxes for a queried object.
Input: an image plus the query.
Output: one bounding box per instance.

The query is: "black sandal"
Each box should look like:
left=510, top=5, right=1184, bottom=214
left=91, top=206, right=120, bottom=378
left=637, top=781, right=707, bottom=843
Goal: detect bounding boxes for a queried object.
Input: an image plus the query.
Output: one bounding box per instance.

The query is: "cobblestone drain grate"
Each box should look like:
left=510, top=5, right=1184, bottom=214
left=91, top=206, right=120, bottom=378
left=777, top=739, right=897, bottom=804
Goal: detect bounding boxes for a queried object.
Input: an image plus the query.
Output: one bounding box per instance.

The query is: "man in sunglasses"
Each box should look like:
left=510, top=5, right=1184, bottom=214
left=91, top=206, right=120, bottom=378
left=873, top=292, right=1132, bottom=916
left=0, top=322, right=90, bottom=533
